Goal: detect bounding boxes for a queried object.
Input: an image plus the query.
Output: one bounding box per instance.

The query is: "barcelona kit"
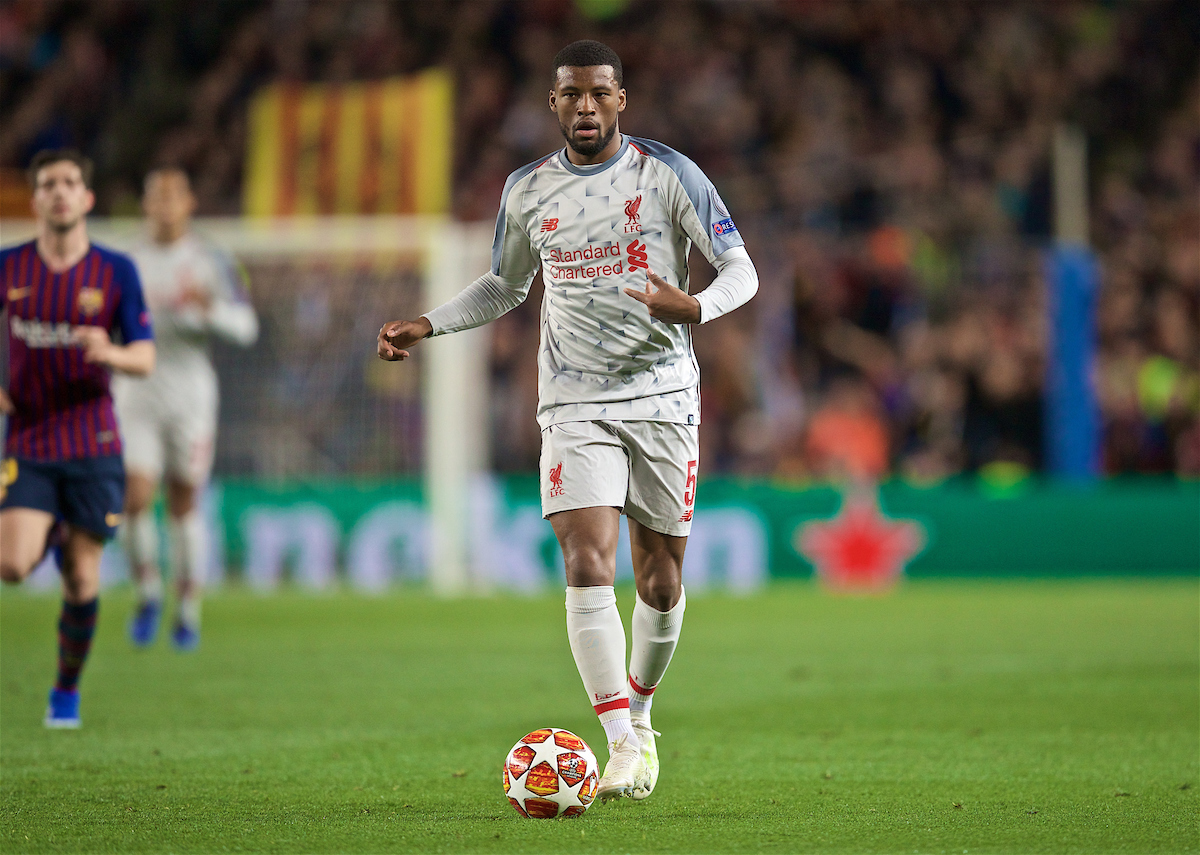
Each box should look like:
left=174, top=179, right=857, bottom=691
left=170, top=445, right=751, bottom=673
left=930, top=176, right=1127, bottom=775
left=1, top=241, right=153, bottom=538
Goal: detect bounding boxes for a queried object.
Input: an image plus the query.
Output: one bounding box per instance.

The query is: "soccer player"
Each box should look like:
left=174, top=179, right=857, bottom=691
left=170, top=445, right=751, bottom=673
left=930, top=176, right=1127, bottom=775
left=0, top=149, right=155, bottom=728
left=115, top=167, right=258, bottom=651
left=377, top=41, right=758, bottom=801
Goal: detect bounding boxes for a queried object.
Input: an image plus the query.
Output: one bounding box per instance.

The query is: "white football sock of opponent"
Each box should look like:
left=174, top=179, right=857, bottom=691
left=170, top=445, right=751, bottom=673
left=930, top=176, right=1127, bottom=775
left=565, top=586, right=636, bottom=748
left=628, top=587, right=686, bottom=722
left=168, top=510, right=206, bottom=628
left=124, top=510, right=163, bottom=603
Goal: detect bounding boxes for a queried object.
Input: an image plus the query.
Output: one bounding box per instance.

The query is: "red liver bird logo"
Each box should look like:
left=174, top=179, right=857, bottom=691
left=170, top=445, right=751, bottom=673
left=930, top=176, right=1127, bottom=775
left=548, top=462, right=565, bottom=497
left=623, top=195, right=642, bottom=232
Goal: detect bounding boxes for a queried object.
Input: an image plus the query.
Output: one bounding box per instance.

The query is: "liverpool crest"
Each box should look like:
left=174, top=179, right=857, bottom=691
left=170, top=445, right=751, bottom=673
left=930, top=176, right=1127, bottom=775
left=623, top=195, right=642, bottom=233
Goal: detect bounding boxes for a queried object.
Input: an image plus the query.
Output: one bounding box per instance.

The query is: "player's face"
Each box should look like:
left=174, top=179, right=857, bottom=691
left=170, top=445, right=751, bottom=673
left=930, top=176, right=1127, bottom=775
left=550, top=65, right=625, bottom=161
left=32, top=161, right=94, bottom=233
left=143, top=170, right=196, bottom=230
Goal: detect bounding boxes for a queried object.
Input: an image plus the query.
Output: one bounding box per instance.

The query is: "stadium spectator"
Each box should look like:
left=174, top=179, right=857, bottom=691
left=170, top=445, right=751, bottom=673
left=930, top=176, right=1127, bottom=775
left=803, top=374, right=891, bottom=483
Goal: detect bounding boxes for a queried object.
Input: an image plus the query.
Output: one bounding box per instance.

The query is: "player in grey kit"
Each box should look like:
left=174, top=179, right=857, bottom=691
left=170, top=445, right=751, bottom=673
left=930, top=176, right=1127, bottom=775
left=116, top=168, right=258, bottom=651
left=377, top=41, right=757, bottom=801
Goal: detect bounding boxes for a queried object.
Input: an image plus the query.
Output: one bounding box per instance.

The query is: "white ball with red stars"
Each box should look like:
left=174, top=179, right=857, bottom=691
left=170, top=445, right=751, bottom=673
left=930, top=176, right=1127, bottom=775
left=503, top=728, right=599, bottom=818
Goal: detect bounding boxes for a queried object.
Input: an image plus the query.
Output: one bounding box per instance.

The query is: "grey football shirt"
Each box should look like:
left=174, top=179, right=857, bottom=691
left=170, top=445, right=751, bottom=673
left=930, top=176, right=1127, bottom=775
left=426, top=135, right=751, bottom=429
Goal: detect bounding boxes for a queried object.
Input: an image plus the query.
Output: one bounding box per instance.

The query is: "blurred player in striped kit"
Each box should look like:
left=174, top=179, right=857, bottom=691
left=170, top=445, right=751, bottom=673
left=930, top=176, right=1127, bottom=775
left=378, top=41, right=758, bottom=802
left=1, top=149, right=156, bottom=727
left=116, top=168, right=258, bottom=651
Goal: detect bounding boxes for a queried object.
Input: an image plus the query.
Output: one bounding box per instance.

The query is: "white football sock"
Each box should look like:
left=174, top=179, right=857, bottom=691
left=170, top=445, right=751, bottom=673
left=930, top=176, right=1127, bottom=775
left=123, top=510, right=162, bottom=603
left=178, top=596, right=202, bottom=630
left=168, top=511, right=206, bottom=627
left=628, top=587, right=686, bottom=721
left=565, top=586, right=636, bottom=748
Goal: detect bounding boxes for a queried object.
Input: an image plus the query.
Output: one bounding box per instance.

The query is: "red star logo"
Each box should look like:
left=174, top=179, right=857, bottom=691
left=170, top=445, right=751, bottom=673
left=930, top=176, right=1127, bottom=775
left=795, top=492, right=925, bottom=592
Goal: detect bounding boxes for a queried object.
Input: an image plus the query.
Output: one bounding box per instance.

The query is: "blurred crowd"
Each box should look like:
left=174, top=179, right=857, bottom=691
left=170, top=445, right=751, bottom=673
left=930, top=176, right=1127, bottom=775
left=2, top=0, right=1197, bottom=480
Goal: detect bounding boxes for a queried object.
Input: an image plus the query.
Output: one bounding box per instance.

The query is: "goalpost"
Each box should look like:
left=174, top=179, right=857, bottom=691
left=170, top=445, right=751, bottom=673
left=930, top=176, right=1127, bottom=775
left=0, top=215, right=494, bottom=595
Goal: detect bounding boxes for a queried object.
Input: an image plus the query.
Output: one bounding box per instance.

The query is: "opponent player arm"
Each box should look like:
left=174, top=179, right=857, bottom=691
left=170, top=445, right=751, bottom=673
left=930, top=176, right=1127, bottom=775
left=206, top=299, right=258, bottom=345
left=205, top=252, right=259, bottom=346
left=169, top=256, right=259, bottom=346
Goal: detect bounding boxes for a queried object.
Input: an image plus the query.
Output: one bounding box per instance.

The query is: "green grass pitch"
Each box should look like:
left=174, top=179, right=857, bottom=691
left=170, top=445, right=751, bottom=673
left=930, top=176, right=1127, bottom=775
left=2, top=579, right=1196, bottom=854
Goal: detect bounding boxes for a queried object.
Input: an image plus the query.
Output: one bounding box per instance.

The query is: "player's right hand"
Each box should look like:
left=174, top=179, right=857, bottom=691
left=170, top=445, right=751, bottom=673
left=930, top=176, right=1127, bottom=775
left=0, top=387, right=13, bottom=415
left=72, top=325, right=118, bottom=366
left=377, top=317, right=433, bottom=361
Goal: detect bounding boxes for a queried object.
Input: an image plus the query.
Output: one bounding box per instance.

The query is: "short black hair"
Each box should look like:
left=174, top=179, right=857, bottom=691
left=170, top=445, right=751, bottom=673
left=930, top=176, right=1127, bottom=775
left=144, top=165, right=193, bottom=190
left=28, top=148, right=94, bottom=189
left=552, top=40, right=623, bottom=87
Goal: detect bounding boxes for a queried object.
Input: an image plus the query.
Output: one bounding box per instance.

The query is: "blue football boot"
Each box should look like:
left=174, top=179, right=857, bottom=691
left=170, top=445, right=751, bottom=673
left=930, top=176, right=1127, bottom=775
left=44, top=688, right=81, bottom=729
left=129, top=600, right=162, bottom=647
left=171, top=621, right=200, bottom=652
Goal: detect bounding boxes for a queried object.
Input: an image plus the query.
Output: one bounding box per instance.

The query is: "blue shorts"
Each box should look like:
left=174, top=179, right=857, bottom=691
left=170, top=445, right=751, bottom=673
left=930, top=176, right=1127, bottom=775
left=0, top=455, right=125, bottom=540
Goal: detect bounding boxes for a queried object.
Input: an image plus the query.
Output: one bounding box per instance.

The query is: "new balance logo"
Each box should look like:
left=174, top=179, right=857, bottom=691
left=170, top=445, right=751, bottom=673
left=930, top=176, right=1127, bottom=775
left=627, top=240, right=649, bottom=271
left=540, top=218, right=559, bottom=232
left=678, top=509, right=693, bottom=523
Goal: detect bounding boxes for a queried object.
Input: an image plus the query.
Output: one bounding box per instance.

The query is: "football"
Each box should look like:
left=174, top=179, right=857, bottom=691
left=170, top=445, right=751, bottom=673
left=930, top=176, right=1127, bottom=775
left=503, top=728, right=599, bottom=818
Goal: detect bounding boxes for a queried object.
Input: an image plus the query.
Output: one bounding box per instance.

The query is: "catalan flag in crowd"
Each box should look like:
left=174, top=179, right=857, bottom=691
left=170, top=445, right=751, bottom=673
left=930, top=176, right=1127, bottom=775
left=243, top=70, right=452, bottom=217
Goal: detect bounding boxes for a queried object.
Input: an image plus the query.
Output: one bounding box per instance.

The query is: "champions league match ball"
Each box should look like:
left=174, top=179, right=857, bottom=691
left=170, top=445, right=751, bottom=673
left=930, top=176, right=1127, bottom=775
left=503, top=728, right=599, bottom=818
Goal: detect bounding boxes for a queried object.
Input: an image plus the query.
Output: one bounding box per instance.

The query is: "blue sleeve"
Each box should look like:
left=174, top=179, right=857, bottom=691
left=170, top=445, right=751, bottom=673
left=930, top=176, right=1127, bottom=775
left=112, top=255, right=154, bottom=343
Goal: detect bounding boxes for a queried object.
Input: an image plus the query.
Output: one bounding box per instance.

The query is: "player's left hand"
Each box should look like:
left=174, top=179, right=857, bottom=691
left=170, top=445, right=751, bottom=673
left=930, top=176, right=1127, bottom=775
left=72, top=326, right=118, bottom=366
left=624, top=272, right=701, bottom=324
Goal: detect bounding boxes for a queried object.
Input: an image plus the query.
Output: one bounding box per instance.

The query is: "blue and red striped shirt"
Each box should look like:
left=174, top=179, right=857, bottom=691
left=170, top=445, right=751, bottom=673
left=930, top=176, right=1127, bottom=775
left=2, top=241, right=153, bottom=461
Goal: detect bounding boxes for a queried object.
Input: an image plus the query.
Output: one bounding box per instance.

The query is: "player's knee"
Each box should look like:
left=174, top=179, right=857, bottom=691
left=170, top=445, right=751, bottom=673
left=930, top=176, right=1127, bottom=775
left=165, top=481, right=198, bottom=517
left=638, top=574, right=682, bottom=611
left=124, top=473, right=157, bottom=515
left=561, top=543, right=613, bottom=583
left=62, top=577, right=97, bottom=602
left=636, top=552, right=683, bottom=609
left=0, top=557, right=34, bottom=584
left=59, top=560, right=100, bottom=602
left=124, top=490, right=152, bottom=516
left=166, top=494, right=197, bottom=518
